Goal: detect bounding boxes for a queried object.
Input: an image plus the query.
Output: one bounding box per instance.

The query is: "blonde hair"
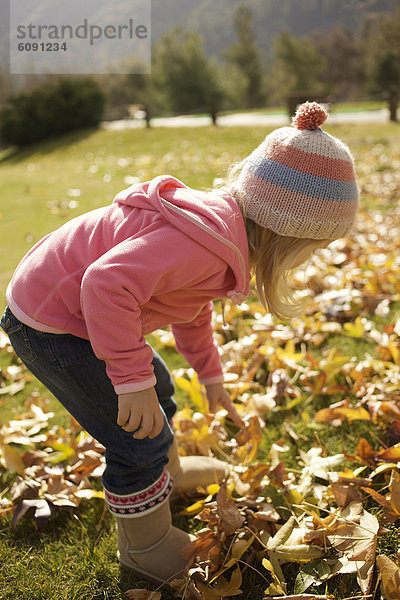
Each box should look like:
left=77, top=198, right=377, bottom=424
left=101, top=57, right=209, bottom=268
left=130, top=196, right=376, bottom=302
left=244, top=218, right=332, bottom=320
left=222, top=164, right=332, bottom=320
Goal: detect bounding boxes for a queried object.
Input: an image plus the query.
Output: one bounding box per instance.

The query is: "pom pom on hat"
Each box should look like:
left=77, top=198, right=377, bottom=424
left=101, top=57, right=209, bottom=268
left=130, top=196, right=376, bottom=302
left=229, top=101, right=359, bottom=240
left=292, top=101, right=328, bottom=130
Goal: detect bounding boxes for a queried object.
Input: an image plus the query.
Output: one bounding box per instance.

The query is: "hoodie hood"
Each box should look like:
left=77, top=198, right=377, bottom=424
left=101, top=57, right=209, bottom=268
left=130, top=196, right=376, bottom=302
left=113, top=175, right=250, bottom=304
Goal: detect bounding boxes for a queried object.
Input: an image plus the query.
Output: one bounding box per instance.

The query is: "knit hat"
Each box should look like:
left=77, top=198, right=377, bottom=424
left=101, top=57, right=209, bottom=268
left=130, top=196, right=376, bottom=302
left=230, top=102, right=359, bottom=240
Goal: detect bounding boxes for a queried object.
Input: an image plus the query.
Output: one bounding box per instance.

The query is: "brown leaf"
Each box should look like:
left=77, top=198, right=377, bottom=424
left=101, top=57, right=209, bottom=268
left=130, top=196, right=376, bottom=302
left=216, top=483, right=245, bottom=535
left=234, top=416, right=262, bottom=464
left=197, top=565, right=242, bottom=600
left=125, top=590, right=161, bottom=600
left=389, top=470, right=400, bottom=514
left=180, top=528, right=221, bottom=563
left=330, top=481, right=362, bottom=507
left=376, top=554, right=400, bottom=600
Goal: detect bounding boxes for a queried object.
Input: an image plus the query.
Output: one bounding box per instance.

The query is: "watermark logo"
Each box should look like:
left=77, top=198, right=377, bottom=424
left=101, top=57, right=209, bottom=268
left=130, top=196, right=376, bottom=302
left=10, top=0, right=151, bottom=75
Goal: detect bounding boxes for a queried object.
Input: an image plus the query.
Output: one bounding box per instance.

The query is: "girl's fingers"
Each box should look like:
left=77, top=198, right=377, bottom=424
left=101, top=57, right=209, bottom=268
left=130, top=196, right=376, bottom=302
left=133, top=411, right=153, bottom=439
left=207, top=396, right=218, bottom=414
left=228, top=405, right=245, bottom=427
left=149, top=410, right=164, bottom=439
left=220, top=395, right=244, bottom=427
left=117, top=406, right=130, bottom=426
left=122, top=412, right=141, bottom=432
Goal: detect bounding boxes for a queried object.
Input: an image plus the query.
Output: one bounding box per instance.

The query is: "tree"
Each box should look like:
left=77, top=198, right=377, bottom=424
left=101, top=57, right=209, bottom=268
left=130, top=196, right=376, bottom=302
left=151, top=28, right=224, bottom=125
left=271, top=31, right=326, bottom=106
left=310, top=26, right=365, bottom=101
left=0, top=78, right=105, bottom=146
left=225, top=4, right=265, bottom=108
left=362, top=7, right=400, bottom=121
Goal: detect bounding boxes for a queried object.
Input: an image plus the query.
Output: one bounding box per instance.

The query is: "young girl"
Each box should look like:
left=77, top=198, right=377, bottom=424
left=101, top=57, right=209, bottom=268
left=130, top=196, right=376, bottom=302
left=1, top=102, right=358, bottom=584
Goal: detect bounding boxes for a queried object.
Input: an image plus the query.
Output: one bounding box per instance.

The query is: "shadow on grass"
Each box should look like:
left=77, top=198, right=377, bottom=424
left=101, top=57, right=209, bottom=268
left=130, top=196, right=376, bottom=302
left=0, top=127, right=99, bottom=165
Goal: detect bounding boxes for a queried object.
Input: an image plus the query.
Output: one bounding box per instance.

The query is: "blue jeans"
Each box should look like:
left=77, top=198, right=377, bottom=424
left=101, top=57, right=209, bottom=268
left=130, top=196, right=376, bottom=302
left=1, top=306, right=176, bottom=496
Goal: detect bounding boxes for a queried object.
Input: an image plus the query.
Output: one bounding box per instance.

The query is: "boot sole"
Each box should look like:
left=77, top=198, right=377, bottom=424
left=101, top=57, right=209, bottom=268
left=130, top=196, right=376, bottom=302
left=118, top=551, right=177, bottom=586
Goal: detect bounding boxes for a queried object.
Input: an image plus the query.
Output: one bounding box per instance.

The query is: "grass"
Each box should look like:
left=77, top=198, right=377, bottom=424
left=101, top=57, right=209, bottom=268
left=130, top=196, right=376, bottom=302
left=0, top=118, right=400, bottom=599
left=221, top=99, right=387, bottom=117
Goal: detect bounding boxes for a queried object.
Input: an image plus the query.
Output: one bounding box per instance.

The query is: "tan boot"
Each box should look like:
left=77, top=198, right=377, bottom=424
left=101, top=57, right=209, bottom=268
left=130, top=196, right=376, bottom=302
left=116, top=500, right=195, bottom=584
left=167, top=437, right=230, bottom=492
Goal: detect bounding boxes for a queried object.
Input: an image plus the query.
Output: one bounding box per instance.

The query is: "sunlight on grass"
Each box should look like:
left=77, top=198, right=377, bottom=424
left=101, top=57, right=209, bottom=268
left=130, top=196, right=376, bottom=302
left=1, top=120, right=400, bottom=600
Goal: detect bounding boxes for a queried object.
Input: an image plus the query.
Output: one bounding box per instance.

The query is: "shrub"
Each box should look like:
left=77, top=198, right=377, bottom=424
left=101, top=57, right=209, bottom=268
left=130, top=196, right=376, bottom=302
left=0, top=78, right=105, bottom=146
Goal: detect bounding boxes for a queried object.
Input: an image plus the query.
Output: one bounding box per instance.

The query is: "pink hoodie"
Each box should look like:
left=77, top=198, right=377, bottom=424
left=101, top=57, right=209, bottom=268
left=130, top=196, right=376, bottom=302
left=7, top=175, right=250, bottom=394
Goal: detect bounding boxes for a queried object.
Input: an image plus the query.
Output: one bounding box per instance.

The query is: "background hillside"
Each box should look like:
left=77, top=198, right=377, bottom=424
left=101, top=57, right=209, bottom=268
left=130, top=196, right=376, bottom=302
left=1, top=0, right=398, bottom=71
left=152, top=0, right=398, bottom=58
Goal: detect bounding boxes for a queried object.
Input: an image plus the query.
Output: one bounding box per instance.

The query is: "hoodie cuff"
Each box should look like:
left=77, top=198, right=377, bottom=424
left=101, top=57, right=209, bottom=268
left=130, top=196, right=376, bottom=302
left=114, top=375, right=157, bottom=395
left=198, top=374, right=225, bottom=386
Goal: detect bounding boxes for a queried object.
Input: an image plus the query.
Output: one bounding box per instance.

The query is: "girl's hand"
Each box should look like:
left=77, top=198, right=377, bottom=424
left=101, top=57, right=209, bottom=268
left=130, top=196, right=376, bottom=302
left=117, top=387, right=165, bottom=439
left=205, top=382, right=244, bottom=427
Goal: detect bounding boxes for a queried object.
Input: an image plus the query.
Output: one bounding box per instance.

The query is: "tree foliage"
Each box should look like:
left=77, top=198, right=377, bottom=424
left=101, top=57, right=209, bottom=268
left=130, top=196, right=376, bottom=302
left=362, top=6, right=400, bottom=120
left=310, top=26, right=364, bottom=101
left=225, top=4, right=266, bottom=108
left=270, top=31, right=325, bottom=104
left=0, top=78, right=105, bottom=146
left=151, top=28, right=224, bottom=122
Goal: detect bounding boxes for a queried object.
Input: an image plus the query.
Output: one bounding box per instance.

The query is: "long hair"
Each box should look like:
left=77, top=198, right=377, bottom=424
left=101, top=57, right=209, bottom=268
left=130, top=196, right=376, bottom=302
left=244, top=218, right=331, bottom=320
left=223, top=163, right=332, bottom=320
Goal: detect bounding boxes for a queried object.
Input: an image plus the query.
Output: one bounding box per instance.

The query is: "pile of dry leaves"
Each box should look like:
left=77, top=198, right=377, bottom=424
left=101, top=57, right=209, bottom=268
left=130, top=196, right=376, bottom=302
left=2, top=148, right=400, bottom=599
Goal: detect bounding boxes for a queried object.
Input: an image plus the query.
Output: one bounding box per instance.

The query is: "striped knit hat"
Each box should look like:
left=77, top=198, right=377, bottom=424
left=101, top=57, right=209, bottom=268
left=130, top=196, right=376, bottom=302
left=231, top=102, right=358, bottom=239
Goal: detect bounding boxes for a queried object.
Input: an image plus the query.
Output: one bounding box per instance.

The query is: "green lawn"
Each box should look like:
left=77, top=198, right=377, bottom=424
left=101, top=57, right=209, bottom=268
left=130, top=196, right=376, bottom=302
left=1, top=119, right=400, bottom=599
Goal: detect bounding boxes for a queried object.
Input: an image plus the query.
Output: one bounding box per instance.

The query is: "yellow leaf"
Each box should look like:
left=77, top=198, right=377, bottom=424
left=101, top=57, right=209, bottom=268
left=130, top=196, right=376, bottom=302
left=173, top=371, right=204, bottom=410
left=275, top=339, right=304, bottom=365
left=389, top=470, right=400, bottom=514
left=388, top=340, right=400, bottom=365
left=343, top=317, right=365, bottom=338
left=183, top=500, right=205, bottom=515
left=320, top=348, right=351, bottom=384
left=206, top=483, right=220, bottom=496
left=285, top=489, right=304, bottom=506
left=0, top=442, right=25, bottom=474
left=197, top=565, right=243, bottom=599
left=262, top=558, right=286, bottom=594
left=315, top=404, right=370, bottom=425
left=75, top=489, right=104, bottom=500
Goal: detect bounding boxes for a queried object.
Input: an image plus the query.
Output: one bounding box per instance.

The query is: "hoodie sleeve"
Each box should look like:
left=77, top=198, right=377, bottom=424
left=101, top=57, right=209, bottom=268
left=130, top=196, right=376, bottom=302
left=80, top=226, right=228, bottom=394
left=80, top=239, right=157, bottom=395
left=171, top=301, right=224, bottom=385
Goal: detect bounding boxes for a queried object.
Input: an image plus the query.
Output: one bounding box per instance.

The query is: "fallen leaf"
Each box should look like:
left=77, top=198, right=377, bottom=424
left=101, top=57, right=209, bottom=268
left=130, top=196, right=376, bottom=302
left=12, top=498, right=54, bottom=530
left=216, top=483, right=245, bottom=535
left=376, top=554, right=400, bottom=600
left=0, top=441, right=25, bottom=474
left=327, top=502, right=379, bottom=594
left=125, top=590, right=161, bottom=600
left=196, top=565, right=242, bottom=600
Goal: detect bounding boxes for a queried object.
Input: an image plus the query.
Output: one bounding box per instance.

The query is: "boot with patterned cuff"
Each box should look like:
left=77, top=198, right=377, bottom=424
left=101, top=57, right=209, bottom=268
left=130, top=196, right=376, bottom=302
left=167, top=437, right=230, bottom=492
left=105, top=469, right=195, bottom=584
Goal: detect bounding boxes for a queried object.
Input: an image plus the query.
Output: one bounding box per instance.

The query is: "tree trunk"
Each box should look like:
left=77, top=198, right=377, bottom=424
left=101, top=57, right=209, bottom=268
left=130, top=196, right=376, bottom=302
left=388, top=88, right=399, bottom=122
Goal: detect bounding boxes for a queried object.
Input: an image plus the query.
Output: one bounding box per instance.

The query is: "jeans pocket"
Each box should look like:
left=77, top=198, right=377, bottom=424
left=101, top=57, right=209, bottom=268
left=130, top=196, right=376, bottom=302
left=1, top=307, right=38, bottom=364
left=1, top=306, right=24, bottom=335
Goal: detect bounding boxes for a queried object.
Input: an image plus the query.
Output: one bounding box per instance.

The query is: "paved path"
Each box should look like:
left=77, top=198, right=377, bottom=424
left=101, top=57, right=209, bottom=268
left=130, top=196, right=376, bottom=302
left=102, top=108, right=389, bottom=130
